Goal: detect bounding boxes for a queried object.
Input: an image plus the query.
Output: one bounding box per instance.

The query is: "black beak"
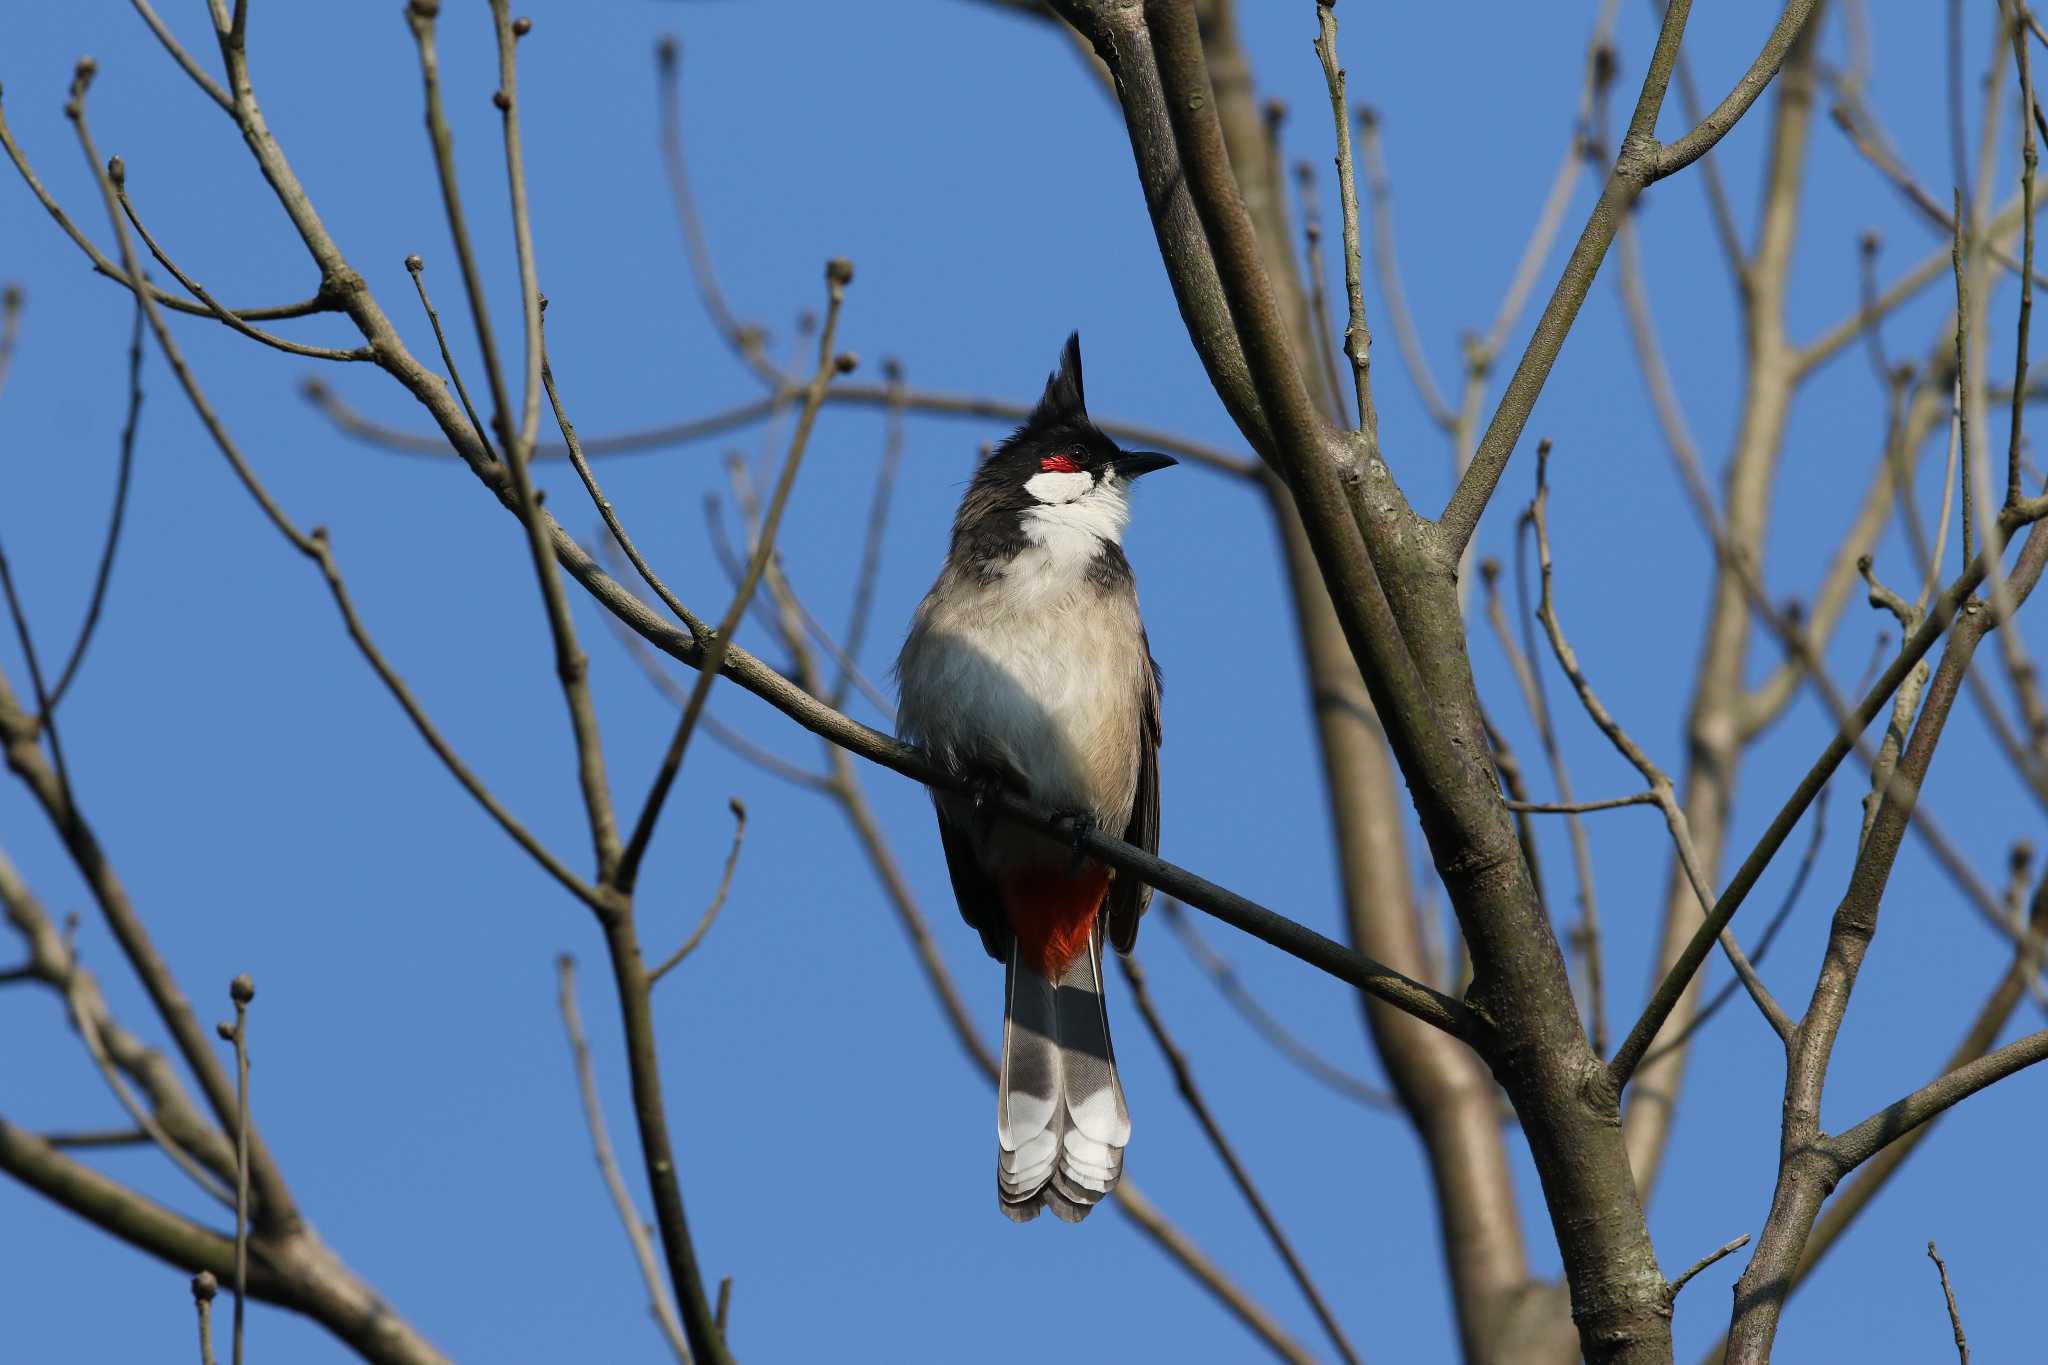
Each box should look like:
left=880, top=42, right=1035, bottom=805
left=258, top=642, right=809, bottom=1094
left=1110, top=451, right=1177, bottom=480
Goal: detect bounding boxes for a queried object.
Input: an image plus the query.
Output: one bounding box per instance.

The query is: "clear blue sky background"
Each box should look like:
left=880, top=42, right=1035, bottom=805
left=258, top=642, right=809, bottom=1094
left=4, top=3, right=2043, bottom=1362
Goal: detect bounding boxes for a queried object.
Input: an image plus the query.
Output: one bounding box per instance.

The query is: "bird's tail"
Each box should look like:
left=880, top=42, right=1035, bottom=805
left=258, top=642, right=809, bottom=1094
left=996, top=926, right=1130, bottom=1223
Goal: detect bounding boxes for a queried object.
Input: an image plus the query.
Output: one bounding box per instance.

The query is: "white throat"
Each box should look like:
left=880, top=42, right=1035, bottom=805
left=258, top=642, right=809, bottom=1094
left=1022, top=475, right=1126, bottom=548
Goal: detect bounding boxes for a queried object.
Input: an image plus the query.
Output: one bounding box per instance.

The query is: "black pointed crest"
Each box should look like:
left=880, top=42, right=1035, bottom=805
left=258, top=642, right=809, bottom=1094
left=1030, top=332, right=1087, bottom=425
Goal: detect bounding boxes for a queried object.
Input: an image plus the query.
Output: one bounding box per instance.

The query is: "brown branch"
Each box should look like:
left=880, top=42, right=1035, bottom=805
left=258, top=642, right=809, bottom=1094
left=1292, top=162, right=1351, bottom=428
left=656, top=37, right=777, bottom=384
left=112, top=181, right=370, bottom=361
left=0, top=848, right=238, bottom=1187
left=1828, top=1026, right=2048, bottom=1173
left=1482, top=551, right=1612, bottom=1050
left=648, top=799, right=747, bottom=985
left=1668, top=1233, right=1751, bottom=1302
left=1119, top=956, right=1363, bottom=1365
left=192, top=1271, right=220, bottom=1365
left=1639, top=783, right=1830, bottom=1071
left=1798, top=193, right=2040, bottom=375
left=85, top=155, right=602, bottom=916
left=490, top=2, right=543, bottom=458
left=1110, top=1182, right=1319, bottom=1365
left=1159, top=901, right=1397, bottom=1112
left=223, top=976, right=251, bottom=1365
left=1609, top=478, right=2048, bottom=1086
left=405, top=3, right=519, bottom=464
left=555, top=955, right=690, bottom=1363
left=2, top=85, right=307, bottom=1229
left=1353, top=108, right=1449, bottom=430
left=1442, top=0, right=1821, bottom=554
left=1828, top=100, right=2047, bottom=287
left=1927, top=1242, right=1972, bottom=1365
left=404, top=256, right=494, bottom=460
left=1531, top=444, right=1792, bottom=1043
left=0, top=848, right=235, bottom=1203
left=615, top=260, right=850, bottom=894
left=1311, top=9, right=1373, bottom=435
left=0, top=90, right=329, bottom=325
left=47, top=292, right=144, bottom=711
left=1697, top=866, right=2048, bottom=1365
left=1724, top=474, right=2048, bottom=1358
left=830, top=360, right=906, bottom=710
left=128, top=0, right=231, bottom=112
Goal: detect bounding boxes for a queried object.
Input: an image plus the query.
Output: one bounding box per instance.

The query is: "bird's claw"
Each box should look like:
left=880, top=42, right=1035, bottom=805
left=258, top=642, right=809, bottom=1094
left=966, top=771, right=1006, bottom=838
left=1060, top=811, right=1097, bottom=874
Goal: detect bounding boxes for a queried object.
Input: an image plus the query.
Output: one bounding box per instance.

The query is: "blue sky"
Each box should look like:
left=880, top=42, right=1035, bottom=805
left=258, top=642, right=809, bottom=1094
left=3, top=2, right=2043, bottom=1362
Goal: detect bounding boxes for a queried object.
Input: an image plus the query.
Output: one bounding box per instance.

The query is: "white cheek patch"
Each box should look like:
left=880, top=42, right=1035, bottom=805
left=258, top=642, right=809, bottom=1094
left=1024, top=469, right=1092, bottom=505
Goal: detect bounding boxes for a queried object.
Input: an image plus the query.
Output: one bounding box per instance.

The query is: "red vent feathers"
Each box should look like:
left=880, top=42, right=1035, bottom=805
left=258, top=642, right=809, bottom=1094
left=1039, top=454, right=1083, bottom=474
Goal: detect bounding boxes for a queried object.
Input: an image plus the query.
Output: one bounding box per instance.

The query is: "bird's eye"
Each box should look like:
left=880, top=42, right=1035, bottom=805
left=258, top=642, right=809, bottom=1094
left=1039, top=454, right=1083, bottom=473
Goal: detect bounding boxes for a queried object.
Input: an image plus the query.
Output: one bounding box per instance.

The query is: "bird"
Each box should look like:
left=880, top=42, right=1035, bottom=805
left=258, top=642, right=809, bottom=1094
left=895, top=333, right=1171, bottom=1223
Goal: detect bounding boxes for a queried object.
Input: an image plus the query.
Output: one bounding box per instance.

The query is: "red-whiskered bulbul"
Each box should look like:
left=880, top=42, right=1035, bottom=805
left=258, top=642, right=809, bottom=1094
left=895, top=334, right=1171, bottom=1223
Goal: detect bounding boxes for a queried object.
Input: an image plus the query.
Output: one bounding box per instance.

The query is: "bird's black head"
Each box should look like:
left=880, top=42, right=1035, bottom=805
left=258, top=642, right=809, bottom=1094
left=950, top=334, right=1175, bottom=553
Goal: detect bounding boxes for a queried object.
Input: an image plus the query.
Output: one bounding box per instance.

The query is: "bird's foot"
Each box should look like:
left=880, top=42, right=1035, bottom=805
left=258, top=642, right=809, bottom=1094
left=965, top=769, right=1008, bottom=839
left=1058, top=810, right=1098, bottom=875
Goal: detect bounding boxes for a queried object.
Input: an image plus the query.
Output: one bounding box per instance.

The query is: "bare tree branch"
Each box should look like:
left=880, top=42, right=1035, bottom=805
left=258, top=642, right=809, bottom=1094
left=648, top=799, right=747, bottom=985
left=1442, top=0, right=1821, bottom=555
left=556, top=955, right=691, bottom=1363
left=1120, top=955, right=1364, bottom=1365
left=1926, top=1242, right=1972, bottom=1365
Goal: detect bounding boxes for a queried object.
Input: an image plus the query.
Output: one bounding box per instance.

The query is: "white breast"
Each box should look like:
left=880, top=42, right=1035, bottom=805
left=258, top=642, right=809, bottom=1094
left=897, top=564, right=1147, bottom=863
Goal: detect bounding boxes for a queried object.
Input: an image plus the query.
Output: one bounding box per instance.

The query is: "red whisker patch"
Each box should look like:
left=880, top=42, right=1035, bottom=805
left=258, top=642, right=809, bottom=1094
left=1039, top=454, right=1083, bottom=474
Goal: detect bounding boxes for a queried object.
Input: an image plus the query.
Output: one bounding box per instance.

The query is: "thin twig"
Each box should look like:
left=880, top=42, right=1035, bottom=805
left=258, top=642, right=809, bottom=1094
left=2009, top=18, right=2036, bottom=513
left=0, top=285, right=21, bottom=410
left=1354, top=107, right=1446, bottom=429
left=1292, top=161, right=1351, bottom=427
left=0, top=525, right=73, bottom=800
left=489, top=2, right=543, bottom=458
left=830, top=360, right=906, bottom=710
left=72, top=94, right=605, bottom=921
left=404, top=256, right=494, bottom=460
left=0, top=94, right=327, bottom=325
left=615, top=260, right=851, bottom=894
left=1161, top=901, right=1396, bottom=1111
left=67, top=960, right=233, bottom=1205
left=1313, top=10, right=1374, bottom=434
left=129, top=0, right=231, bottom=111
left=555, top=955, right=691, bottom=1363
left=1530, top=442, right=1793, bottom=1043
left=1489, top=546, right=1610, bottom=1048
left=1926, top=1241, right=1971, bottom=1363
left=406, top=3, right=517, bottom=461
left=192, top=1271, right=220, bottom=1365
left=222, top=975, right=253, bottom=1365
left=48, top=291, right=145, bottom=710
left=112, top=182, right=370, bottom=361
left=1440, top=0, right=1823, bottom=554
left=1119, top=956, right=1363, bottom=1365
left=1668, top=1233, right=1750, bottom=1301
left=1956, top=195, right=1977, bottom=572
left=1639, top=784, right=1830, bottom=1070
left=481, top=10, right=622, bottom=883
left=1828, top=101, right=2046, bottom=287
left=41, top=1127, right=150, bottom=1149
left=1504, top=793, right=1659, bottom=815
left=648, top=800, right=747, bottom=985
left=656, top=38, right=776, bottom=383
